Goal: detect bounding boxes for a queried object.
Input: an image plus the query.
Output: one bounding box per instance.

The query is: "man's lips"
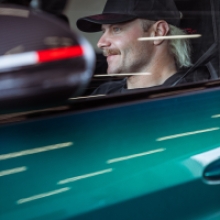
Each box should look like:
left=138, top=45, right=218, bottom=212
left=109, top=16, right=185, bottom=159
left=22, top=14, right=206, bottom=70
left=107, top=54, right=119, bottom=62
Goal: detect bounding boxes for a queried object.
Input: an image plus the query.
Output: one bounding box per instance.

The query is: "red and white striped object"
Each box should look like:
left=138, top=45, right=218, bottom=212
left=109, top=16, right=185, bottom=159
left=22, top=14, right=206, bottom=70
left=0, top=46, right=84, bottom=70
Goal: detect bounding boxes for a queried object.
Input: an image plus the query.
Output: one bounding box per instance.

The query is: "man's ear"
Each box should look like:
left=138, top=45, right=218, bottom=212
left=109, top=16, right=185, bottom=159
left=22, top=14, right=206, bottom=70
left=152, top=21, right=170, bottom=45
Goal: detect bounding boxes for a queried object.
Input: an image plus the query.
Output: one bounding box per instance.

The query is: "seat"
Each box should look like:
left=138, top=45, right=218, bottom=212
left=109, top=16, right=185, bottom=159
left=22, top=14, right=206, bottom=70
left=174, top=0, right=220, bottom=84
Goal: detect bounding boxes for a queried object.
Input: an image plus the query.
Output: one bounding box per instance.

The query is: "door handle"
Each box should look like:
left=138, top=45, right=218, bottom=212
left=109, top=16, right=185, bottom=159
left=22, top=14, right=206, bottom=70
left=203, top=159, right=220, bottom=184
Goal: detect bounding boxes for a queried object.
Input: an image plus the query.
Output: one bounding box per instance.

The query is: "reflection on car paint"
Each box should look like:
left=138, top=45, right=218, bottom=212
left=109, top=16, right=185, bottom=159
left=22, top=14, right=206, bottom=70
left=17, top=187, right=71, bottom=205
left=156, top=127, right=219, bottom=141
left=0, top=167, right=27, bottom=177
left=0, top=142, right=73, bottom=161
left=58, top=168, right=113, bottom=185
left=106, top=148, right=166, bottom=164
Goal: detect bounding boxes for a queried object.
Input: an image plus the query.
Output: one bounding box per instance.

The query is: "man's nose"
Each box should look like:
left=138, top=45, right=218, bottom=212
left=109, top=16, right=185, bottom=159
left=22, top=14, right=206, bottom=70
left=97, top=33, right=111, bottom=49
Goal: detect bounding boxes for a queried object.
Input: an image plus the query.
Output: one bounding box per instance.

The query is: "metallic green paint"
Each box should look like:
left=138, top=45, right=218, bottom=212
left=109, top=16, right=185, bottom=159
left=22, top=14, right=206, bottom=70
left=1, top=88, right=220, bottom=219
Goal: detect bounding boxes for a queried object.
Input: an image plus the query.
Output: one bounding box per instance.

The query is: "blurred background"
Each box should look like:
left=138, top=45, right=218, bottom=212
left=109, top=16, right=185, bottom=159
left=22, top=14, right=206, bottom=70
left=0, top=0, right=105, bottom=51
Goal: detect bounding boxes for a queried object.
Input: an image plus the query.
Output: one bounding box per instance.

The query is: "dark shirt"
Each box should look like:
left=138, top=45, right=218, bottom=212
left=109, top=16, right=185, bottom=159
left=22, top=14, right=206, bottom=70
left=92, top=70, right=208, bottom=95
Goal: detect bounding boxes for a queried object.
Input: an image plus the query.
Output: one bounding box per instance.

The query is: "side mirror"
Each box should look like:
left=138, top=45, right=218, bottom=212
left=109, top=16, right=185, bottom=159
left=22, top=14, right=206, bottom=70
left=0, top=4, right=95, bottom=111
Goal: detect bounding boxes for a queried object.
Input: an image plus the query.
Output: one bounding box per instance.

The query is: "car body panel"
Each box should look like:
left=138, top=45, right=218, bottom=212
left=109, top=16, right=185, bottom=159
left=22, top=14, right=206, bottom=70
left=1, top=87, right=220, bottom=219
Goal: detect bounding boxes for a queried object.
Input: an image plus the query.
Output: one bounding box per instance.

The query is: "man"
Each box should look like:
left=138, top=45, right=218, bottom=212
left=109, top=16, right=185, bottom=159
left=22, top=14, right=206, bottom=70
left=77, top=0, right=193, bottom=94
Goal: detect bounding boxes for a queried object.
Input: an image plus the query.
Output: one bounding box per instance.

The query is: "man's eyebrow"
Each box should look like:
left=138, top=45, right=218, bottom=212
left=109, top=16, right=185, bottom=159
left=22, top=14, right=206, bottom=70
left=101, top=23, right=123, bottom=31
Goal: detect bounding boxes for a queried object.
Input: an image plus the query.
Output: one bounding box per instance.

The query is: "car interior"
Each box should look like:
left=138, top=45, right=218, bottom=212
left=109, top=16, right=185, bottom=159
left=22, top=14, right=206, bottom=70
left=67, top=0, right=219, bottom=94
left=0, top=0, right=219, bottom=112
left=71, top=0, right=220, bottom=95
left=174, top=0, right=219, bottom=83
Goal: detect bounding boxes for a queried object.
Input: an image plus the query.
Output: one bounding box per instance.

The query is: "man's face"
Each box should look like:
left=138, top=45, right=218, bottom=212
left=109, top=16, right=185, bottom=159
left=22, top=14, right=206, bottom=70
left=97, top=19, right=154, bottom=74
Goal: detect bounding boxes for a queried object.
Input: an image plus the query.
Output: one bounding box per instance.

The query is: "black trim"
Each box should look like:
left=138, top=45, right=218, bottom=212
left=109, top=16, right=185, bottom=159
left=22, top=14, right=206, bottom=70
left=2, top=78, right=220, bottom=125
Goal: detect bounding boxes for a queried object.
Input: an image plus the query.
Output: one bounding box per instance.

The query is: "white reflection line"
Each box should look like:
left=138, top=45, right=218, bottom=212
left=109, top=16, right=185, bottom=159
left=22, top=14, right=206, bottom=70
left=58, top=168, right=113, bottom=185
left=0, top=166, right=27, bottom=177
left=17, top=187, right=70, bottom=205
left=107, top=148, right=165, bottom=164
left=0, top=8, right=30, bottom=18
left=0, top=142, right=73, bottom=161
left=94, top=73, right=151, bottom=77
left=138, top=34, right=201, bottom=41
left=157, top=127, right=220, bottom=141
left=211, top=114, right=220, bottom=118
left=69, top=94, right=106, bottom=100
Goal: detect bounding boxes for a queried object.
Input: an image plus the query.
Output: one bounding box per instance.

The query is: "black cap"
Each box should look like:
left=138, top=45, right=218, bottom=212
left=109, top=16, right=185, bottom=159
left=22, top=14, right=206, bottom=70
left=77, top=0, right=180, bottom=32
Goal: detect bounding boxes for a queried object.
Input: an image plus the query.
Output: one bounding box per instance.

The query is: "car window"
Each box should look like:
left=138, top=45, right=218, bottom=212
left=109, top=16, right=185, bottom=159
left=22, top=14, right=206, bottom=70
left=63, top=0, right=219, bottom=98
left=0, top=0, right=219, bottom=102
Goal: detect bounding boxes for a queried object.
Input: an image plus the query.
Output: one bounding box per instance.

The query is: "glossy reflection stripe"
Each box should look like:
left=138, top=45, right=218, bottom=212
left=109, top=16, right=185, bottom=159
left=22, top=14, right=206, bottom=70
left=58, top=168, right=113, bottom=185
left=157, top=127, right=220, bottom=141
left=0, top=166, right=27, bottom=177
left=17, top=187, right=70, bottom=204
left=211, top=114, right=220, bottom=118
left=0, top=142, right=73, bottom=161
left=107, top=148, right=166, bottom=164
left=69, top=94, right=106, bottom=100
left=0, top=46, right=83, bottom=70
left=94, top=72, right=151, bottom=77
left=138, top=34, right=201, bottom=41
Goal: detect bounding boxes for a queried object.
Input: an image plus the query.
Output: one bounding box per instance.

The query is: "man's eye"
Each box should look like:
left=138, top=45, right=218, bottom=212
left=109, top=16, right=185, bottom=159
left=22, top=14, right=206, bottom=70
left=113, top=27, right=121, bottom=33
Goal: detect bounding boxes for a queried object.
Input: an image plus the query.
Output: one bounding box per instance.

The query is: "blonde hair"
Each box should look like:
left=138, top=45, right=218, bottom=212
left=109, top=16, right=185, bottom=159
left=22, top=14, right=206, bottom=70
left=168, top=24, right=192, bottom=68
left=141, top=19, right=192, bottom=69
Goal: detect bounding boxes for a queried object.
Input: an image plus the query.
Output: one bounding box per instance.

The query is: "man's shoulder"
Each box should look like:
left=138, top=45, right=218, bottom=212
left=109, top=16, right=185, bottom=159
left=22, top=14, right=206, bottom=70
left=163, top=68, right=210, bottom=86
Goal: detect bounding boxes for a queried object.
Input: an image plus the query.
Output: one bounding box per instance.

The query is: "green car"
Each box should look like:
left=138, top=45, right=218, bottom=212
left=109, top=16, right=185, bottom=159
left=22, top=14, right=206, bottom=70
left=0, top=0, right=220, bottom=219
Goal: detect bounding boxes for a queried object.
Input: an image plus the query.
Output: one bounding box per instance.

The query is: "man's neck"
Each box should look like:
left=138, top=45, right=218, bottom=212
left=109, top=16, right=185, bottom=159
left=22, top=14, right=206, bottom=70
left=126, top=55, right=177, bottom=89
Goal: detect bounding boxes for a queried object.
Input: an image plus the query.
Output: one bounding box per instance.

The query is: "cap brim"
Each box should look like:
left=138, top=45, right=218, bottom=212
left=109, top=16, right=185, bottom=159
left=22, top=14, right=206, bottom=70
left=77, top=13, right=137, bottom=33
